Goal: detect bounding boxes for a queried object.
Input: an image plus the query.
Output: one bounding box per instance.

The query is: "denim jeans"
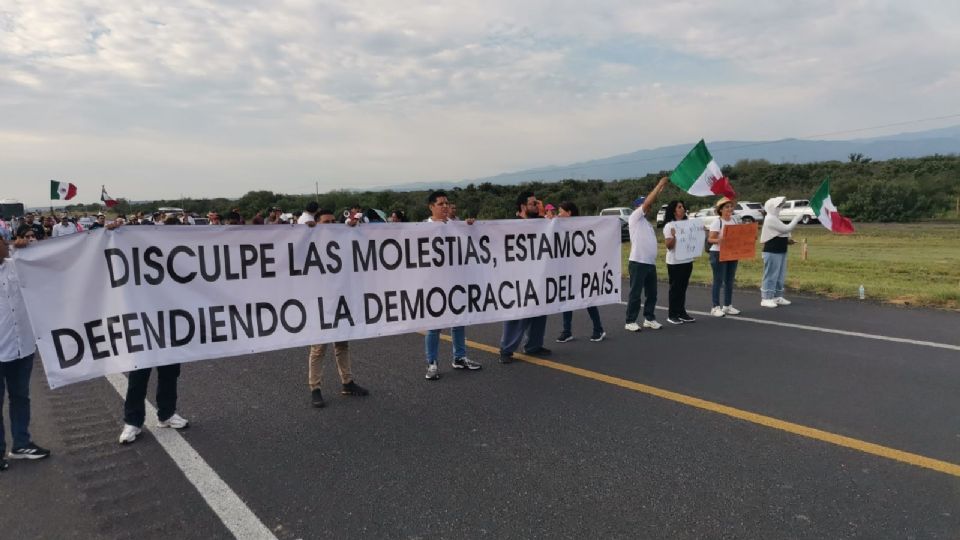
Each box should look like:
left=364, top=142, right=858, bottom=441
left=709, top=251, right=738, bottom=307
left=425, top=327, right=466, bottom=364
left=562, top=307, right=603, bottom=334
left=499, top=316, right=547, bottom=356
left=0, top=354, right=34, bottom=452
left=625, top=261, right=657, bottom=323
left=123, top=364, right=181, bottom=427
left=761, top=252, right=788, bottom=300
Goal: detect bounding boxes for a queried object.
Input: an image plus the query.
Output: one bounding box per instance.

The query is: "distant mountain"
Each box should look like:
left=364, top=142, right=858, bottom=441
left=377, top=125, right=960, bottom=191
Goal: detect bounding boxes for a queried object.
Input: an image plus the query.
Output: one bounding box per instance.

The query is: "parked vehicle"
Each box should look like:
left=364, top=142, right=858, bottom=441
left=598, top=207, right=632, bottom=242
left=778, top=199, right=818, bottom=224
left=734, top=201, right=765, bottom=223
left=691, top=207, right=721, bottom=229
left=77, top=216, right=96, bottom=230
left=655, top=204, right=668, bottom=227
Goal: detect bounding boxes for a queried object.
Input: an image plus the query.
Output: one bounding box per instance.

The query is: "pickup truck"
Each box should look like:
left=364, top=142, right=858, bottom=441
left=778, top=199, right=818, bottom=224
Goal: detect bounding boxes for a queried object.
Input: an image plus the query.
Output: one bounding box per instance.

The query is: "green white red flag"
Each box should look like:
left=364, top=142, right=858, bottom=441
left=101, top=185, right=118, bottom=208
left=810, top=178, right=854, bottom=234
left=50, top=180, right=77, bottom=200
left=669, top=140, right=736, bottom=199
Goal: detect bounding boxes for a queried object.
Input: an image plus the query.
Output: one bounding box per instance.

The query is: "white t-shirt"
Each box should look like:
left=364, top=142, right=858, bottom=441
left=708, top=216, right=740, bottom=252
left=663, top=221, right=686, bottom=265
left=297, top=212, right=315, bottom=225
left=0, top=260, right=37, bottom=362
left=628, top=207, right=657, bottom=264
left=52, top=222, right=77, bottom=237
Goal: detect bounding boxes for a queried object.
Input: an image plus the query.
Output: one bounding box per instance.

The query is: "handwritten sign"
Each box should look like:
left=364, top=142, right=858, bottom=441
left=670, top=218, right=706, bottom=263
left=719, top=222, right=758, bottom=262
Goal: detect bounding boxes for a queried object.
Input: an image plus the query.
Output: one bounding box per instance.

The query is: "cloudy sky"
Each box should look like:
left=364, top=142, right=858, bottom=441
left=2, top=0, right=959, bottom=206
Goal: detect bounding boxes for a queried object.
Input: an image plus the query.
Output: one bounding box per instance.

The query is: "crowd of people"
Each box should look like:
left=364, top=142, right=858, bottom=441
left=1, top=184, right=804, bottom=466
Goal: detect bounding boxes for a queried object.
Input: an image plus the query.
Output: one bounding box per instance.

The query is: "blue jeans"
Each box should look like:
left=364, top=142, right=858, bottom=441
left=625, top=261, right=657, bottom=323
left=709, top=251, right=738, bottom=307
left=425, top=327, right=466, bottom=364
left=562, top=307, right=603, bottom=334
left=761, top=252, right=788, bottom=300
left=499, top=316, right=547, bottom=356
left=0, top=354, right=34, bottom=452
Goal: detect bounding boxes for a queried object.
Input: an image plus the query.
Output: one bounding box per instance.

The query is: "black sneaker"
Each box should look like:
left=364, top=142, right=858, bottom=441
left=666, top=316, right=684, bottom=325
left=589, top=331, right=606, bottom=342
left=0, top=458, right=7, bottom=471
left=523, top=347, right=552, bottom=357
left=341, top=381, right=369, bottom=396
left=499, top=354, right=514, bottom=364
left=8, top=443, right=50, bottom=460
left=311, top=389, right=326, bottom=408
left=678, top=314, right=696, bottom=323
left=555, top=332, right=573, bottom=343
left=452, top=357, right=482, bottom=370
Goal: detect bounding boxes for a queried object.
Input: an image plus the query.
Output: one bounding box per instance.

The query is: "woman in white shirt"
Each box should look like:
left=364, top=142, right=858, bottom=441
left=662, top=200, right=697, bottom=324
left=707, top=198, right=741, bottom=317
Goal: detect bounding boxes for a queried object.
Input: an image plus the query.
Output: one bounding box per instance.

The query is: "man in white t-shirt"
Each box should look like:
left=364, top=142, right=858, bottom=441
left=297, top=202, right=320, bottom=225
left=624, top=177, right=669, bottom=332
left=51, top=215, right=78, bottom=237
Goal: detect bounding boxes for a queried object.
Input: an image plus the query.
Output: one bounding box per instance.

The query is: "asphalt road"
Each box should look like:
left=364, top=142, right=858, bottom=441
left=2, top=283, right=959, bottom=539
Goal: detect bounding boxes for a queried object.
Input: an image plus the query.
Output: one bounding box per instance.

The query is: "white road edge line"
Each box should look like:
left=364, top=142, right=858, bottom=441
left=618, top=301, right=960, bottom=352
left=106, top=373, right=278, bottom=540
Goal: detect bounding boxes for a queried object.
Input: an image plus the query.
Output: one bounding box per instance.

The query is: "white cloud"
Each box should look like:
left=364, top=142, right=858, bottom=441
left=1, top=0, right=959, bottom=205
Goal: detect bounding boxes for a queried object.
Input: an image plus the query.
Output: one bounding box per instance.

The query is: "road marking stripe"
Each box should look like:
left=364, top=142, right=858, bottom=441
left=106, top=374, right=278, bottom=540
left=448, top=336, right=960, bottom=478
left=619, top=301, right=960, bottom=352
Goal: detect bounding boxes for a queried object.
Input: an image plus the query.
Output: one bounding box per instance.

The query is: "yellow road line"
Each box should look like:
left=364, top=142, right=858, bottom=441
left=441, top=335, right=960, bottom=478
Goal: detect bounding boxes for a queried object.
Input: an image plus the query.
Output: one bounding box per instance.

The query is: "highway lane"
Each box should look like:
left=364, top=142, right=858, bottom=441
left=4, top=284, right=959, bottom=538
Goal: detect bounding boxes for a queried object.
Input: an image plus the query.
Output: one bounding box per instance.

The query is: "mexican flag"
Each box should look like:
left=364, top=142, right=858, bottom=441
left=50, top=180, right=77, bottom=200
left=811, top=178, right=854, bottom=234
left=101, top=186, right=119, bottom=208
left=669, top=140, right=737, bottom=199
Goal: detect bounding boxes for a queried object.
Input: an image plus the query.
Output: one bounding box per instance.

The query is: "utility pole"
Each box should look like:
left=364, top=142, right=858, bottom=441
left=315, top=181, right=320, bottom=203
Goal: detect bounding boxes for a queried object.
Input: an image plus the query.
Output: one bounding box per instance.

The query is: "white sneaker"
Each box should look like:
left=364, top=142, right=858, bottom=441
left=119, top=424, right=141, bottom=444
left=642, top=319, right=662, bottom=330
left=710, top=306, right=725, bottom=317
left=624, top=322, right=641, bottom=332
left=425, top=363, right=440, bottom=380
left=722, top=305, right=741, bottom=315
left=760, top=299, right=778, bottom=308
left=774, top=297, right=791, bottom=306
left=157, top=413, right=189, bottom=429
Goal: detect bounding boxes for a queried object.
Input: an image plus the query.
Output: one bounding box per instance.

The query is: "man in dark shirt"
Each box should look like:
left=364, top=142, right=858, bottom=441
left=15, top=213, right=45, bottom=240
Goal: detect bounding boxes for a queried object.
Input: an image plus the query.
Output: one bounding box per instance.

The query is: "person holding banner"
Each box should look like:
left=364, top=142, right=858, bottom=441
left=423, top=191, right=482, bottom=379
left=499, top=191, right=551, bottom=363
left=305, top=209, right=370, bottom=406
left=707, top=198, right=742, bottom=317
left=759, top=196, right=802, bottom=308
left=555, top=201, right=606, bottom=342
left=0, top=238, right=52, bottom=468
left=625, top=177, right=670, bottom=332
left=662, top=200, right=697, bottom=325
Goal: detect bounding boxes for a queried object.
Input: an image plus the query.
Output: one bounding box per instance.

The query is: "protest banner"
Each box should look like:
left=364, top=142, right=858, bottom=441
left=13, top=218, right=621, bottom=388
left=719, top=222, right=758, bottom=262
left=669, top=218, right=706, bottom=264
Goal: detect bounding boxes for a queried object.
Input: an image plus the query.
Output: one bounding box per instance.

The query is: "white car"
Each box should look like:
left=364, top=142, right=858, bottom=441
left=778, top=199, right=818, bottom=224
left=655, top=204, right=668, bottom=228
left=691, top=207, right=720, bottom=229
left=599, top=207, right=632, bottom=241
left=734, top=201, right=766, bottom=223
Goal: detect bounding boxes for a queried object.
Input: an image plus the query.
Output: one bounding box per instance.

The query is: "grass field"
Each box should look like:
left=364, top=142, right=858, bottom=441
left=622, top=222, right=960, bottom=311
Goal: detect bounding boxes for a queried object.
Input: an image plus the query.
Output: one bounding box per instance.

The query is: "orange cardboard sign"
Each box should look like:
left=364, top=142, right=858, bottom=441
left=719, top=222, right=758, bottom=262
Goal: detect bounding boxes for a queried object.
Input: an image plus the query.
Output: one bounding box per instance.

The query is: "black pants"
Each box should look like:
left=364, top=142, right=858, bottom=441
left=667, top=262, right=693, bottom=318
left=123, top=364, right=181, bottom=427
left=625, top=261, right=657, bottom=323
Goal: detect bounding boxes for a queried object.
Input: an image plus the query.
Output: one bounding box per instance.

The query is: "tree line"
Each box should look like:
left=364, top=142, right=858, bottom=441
left=64, top=154, right=960, bottom=222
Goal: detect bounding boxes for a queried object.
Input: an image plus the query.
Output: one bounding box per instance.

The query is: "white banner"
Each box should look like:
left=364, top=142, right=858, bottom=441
left=13, top=218, right=621, bottom=387
left=670, top=218, right=706, bottom=264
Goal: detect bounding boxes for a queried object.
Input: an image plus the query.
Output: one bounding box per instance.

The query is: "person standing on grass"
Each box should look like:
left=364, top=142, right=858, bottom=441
left=555, top=201, right=606, bottom=343
left=423, top=191, right=482, bottom=380
left=624, top=177, right=669, bottom=332
left=707, top=197, right=742, bottom=318
left=304, top=209, right=370, bottom=406
left=662, top=200, right=697, bottom=325
left=759, top=196, right=803, bottom=308
left=0, top=238, right=52, bottom=469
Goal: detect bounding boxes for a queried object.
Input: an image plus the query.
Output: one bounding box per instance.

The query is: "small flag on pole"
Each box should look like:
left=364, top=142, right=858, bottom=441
left=50, top=180, right=78, bottom=200
left=101, top=186, right=119, bottom=208
left=810, top=178, right=854, bottom=234
left=668, top=140, right=737, bottom=199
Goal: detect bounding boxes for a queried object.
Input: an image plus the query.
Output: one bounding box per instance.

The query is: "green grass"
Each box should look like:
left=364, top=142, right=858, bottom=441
left=622, top=222, right=960, bottom=310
